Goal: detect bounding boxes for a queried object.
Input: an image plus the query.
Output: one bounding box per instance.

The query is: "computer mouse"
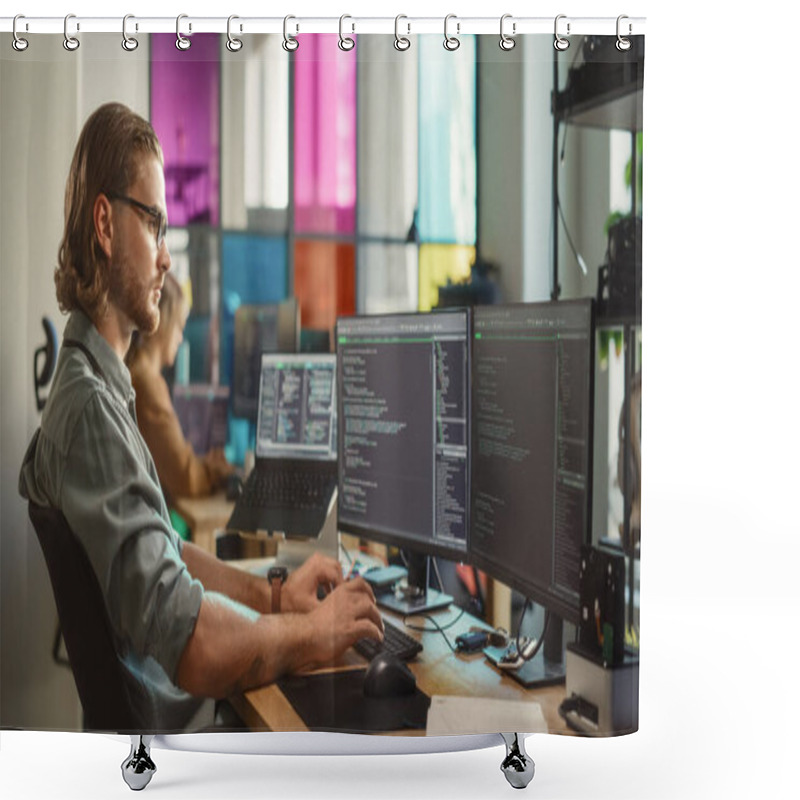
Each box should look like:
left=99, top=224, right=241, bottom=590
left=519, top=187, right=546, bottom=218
left=225, top=473, right=243, bottom=501
left=363, top=652, right=417, bottom=698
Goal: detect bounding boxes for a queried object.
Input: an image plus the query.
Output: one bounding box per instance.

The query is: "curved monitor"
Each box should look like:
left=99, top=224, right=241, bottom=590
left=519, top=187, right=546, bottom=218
left=469, top=299, right=595, bottom=625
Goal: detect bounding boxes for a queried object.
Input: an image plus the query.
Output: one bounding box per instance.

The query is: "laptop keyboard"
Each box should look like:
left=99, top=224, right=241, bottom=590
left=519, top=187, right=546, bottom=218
left=241, top=468, right=336, bottom=511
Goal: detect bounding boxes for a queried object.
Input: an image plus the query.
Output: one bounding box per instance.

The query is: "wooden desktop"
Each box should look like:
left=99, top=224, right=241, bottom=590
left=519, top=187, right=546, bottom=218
left=229, top=599, right=570, bottom=737
left=172, top=490, right=277, bottom=558
left=170, top=501, right=570, bottom=737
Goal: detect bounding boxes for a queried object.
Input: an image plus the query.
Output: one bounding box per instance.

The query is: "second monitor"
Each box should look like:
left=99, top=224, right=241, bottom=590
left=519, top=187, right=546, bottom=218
left=336, top=310, right=470, bottom=613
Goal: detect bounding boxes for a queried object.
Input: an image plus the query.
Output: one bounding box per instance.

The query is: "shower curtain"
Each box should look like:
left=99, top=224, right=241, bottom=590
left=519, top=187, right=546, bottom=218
left=0, top=18, right=643, bottom=742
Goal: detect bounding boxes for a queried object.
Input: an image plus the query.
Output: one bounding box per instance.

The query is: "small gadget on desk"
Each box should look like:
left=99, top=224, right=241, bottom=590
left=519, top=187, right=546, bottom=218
left=455, top=630, right=489, bottom=653
left=485, top=638, right=540, bottom=670
left=362, top=564, right=408, bottom=592
left=226, top=353, right=337, bottom=539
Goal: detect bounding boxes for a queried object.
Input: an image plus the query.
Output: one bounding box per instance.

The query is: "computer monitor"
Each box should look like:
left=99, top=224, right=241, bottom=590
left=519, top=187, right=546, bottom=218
left=231, top=299, right=300, bottom=421
left=336, top=310, right=471, bottom=614
left=470, top=299, right=594, bottom=684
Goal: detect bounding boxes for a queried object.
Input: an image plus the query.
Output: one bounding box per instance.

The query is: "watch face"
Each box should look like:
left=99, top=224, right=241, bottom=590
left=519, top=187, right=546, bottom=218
left=268, top=566, right=288, bottom=583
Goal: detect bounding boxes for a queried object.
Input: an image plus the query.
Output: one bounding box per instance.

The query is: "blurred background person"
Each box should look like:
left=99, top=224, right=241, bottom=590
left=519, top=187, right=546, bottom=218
left=126, top=273, right=234, bottom=499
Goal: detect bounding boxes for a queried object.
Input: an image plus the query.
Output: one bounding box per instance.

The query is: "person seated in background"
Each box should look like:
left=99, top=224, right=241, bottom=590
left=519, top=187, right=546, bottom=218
left=126, top=273, right=233, bottom=498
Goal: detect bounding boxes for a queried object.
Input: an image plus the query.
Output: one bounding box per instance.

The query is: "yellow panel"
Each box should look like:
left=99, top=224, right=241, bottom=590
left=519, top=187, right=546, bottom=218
left=418, top=244, right=475, bottom=311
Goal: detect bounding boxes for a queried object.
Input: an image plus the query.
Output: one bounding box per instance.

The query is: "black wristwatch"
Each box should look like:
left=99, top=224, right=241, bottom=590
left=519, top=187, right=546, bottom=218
left=268, top=566, right=289, bottom=614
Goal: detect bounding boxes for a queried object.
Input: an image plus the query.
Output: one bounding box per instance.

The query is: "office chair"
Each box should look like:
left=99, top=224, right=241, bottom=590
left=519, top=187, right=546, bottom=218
left=33, top=316, right=58, bottom=412
left=28, top=501, right=157, bottom=789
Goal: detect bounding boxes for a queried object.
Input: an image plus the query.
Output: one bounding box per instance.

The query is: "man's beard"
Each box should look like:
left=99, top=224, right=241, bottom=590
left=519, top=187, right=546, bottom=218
left=108, top=243, right=160, bottom=336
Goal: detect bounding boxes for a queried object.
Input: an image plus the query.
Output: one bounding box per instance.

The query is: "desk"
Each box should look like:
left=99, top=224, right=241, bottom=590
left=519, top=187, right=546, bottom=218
left=171, top=491, right=234, bottom=554
left=172, top=491, right=278, bottom=559
left=230, top=604, right=569, bottom=736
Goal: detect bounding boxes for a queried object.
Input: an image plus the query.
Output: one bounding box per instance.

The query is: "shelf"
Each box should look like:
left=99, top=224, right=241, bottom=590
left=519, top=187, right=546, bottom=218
left=557, top=84, right=643, bottom=132
left=595, top=311, right=641, bottom=328
left=553, top=37, right=645, bottom=132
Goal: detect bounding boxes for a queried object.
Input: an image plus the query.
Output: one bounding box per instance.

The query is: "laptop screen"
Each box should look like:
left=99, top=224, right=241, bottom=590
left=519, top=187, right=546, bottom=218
left=255, top=354, right=337, bottom=461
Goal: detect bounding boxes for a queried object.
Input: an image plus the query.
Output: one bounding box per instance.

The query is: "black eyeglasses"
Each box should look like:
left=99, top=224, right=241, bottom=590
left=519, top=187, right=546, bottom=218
left=105, top=192, right=168, bottom=249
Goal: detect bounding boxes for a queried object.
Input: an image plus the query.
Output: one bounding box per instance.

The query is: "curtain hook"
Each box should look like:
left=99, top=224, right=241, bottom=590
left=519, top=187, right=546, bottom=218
left=12, top=15, right=29, bottom=52
left=226, top=15, right=243, bottom=52
left=63, top=14, right=80, bottom=51
left=499, top=14, right=516, bottom=51
left=443, top=14, right=460, bottom=51
left=616, top=15, right=632, bottom=52
left=122, top=14, right=139, bottom=52
left=176, top=14, right=191, bottom=51
left=394, top=14, right=411, bottom=51
left=339, top=14, right=355, bottom=51
left=554, top=14, right=570, bottom=51
left=283, top=15, right=299, bottom=52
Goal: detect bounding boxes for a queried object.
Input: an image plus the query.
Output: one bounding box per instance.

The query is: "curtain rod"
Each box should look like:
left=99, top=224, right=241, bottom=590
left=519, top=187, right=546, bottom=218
left=1, top=15, right=646, bottom=37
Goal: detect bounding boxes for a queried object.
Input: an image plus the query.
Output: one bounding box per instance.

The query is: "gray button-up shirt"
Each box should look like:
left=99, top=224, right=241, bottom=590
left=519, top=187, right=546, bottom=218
left=19, top=309, right=214, bottom=732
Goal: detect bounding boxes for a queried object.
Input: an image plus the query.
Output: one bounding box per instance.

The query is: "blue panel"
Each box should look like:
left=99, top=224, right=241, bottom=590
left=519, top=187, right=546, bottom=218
left=418, top=36, right=477, bottom=245
left=221, top=233, right=288, bottom=388
left=183, top=315, right=210, bottom=383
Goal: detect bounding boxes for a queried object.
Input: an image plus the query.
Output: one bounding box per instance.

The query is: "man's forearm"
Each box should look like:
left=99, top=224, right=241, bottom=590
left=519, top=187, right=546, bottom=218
left=181, top=540, right=271, bottom=614
left=176, top=593, right=313, bottom=699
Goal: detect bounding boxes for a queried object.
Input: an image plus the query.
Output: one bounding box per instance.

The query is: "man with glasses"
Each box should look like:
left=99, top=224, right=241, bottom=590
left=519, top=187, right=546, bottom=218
left=19, top=102, right=382, bottom=732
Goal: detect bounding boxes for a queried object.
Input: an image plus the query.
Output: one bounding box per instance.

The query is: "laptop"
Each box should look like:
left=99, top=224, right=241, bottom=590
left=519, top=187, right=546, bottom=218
left=226, top=353, right=338, bottom=538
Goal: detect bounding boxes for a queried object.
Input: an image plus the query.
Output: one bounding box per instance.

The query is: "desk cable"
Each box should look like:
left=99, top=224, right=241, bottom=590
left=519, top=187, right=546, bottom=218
left=402, top=607, right=467, bottom=653
left=515, top=600, right=551, bottom=663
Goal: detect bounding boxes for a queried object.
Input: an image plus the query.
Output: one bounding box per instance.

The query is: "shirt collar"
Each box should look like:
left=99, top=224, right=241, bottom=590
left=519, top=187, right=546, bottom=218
left=64, top=309, right=135, bottom=406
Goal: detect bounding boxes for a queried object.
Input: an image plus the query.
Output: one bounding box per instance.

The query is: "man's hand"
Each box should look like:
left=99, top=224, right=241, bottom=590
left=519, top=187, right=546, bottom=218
left=282, top=552, right=344, bottom=614
left=304, top=578, right=384, bottom=665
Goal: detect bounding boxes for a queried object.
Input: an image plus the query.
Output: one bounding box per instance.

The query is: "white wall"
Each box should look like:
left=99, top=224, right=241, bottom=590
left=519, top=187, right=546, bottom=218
left=0, top=33, right=148, bottom=729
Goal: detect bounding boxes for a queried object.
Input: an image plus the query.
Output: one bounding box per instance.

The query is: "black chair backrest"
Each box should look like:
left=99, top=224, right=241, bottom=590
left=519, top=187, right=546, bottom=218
left=28, top=502, right=139, bottom=732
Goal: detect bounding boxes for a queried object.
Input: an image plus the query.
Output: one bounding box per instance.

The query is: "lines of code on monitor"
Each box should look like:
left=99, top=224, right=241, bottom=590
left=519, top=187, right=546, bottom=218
left=470, top=301, right=593, bottom=621
left=336, top=312, right=469, bottom=559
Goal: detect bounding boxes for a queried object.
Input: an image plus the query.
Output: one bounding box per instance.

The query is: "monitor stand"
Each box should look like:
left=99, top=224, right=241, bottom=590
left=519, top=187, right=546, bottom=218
left=377, top=552, right=452, bottom=616
left=486, top=613, right=567, bottom=689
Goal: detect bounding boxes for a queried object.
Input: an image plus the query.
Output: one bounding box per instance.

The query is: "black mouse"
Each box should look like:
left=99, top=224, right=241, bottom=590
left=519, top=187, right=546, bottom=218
left=363, top=652, right=417, bottom=698
left=225, top=473, right=243, bottom=501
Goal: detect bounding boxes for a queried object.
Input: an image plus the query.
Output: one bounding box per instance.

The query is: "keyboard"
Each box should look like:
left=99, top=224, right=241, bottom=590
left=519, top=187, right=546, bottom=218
left=240, top=467, right=336, bottom=511
left=226, top=461, right=338, bottom=538
left=354, top=619, right=423, bottom=662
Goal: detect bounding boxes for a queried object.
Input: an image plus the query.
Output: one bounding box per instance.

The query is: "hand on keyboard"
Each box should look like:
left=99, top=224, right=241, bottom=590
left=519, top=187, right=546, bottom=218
left=354, top=619, right=423, bottom=662
left=305, top=579, right=384, bottom=665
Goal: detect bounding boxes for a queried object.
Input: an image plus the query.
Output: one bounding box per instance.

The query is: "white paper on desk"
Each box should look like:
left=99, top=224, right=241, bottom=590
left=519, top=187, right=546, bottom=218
left=425, top=696, right=548, bottom=736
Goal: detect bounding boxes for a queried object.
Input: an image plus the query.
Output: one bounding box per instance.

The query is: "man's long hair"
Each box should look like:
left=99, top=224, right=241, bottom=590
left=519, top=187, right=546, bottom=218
left=55, top=102, right=163, bottom=322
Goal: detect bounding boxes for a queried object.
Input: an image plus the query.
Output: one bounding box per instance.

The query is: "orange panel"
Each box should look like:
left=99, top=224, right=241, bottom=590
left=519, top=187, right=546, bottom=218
left=294, top=241, right=356, bottom=335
